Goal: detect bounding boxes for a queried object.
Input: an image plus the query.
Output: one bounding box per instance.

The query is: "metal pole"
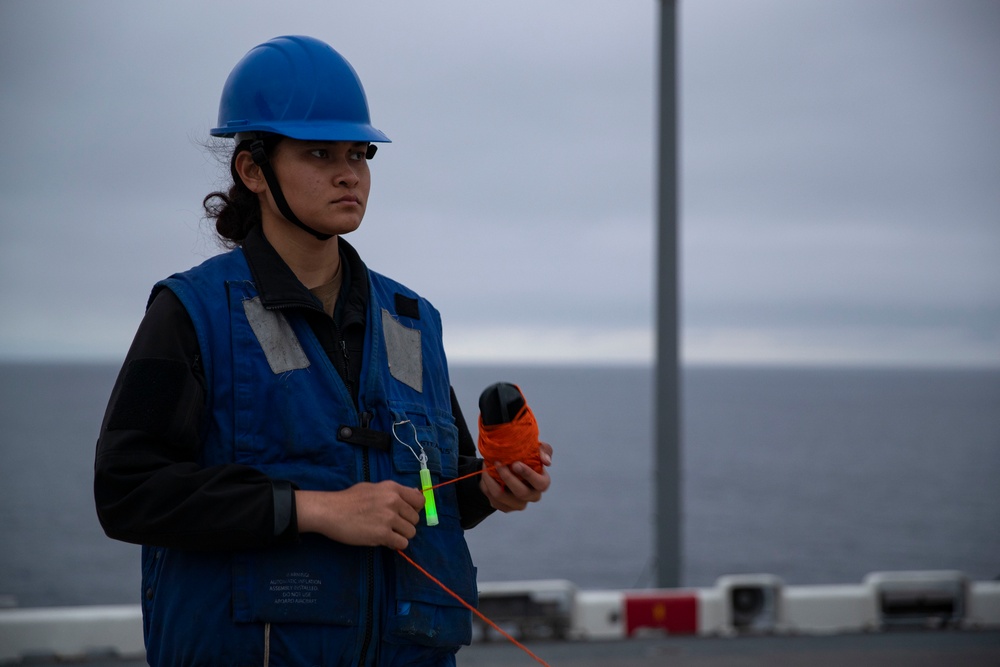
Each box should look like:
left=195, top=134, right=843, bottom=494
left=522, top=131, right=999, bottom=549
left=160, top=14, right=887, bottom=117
left=655, top=0, right=681, bottom=588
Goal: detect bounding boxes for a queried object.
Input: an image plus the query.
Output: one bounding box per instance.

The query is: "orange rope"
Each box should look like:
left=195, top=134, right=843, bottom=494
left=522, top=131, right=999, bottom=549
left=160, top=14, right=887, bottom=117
left=477, top=399, right=543, bottom=490
left=429, top=466, right=486, bottom=491
left=396, top=549, right=552, bottom=667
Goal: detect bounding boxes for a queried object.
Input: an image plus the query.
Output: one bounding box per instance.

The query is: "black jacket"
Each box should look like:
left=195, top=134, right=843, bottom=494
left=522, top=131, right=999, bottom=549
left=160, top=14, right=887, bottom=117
left=94, top=227, right=493, bottom=551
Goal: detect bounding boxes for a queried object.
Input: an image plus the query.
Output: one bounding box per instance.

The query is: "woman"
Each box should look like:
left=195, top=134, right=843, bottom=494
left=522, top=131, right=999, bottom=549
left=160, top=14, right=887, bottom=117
left=94, top=35, right=551, bottom=667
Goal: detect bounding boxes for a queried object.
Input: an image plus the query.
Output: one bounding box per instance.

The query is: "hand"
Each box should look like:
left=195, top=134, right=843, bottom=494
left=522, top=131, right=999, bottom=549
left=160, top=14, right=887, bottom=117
left=295, top=482, right=425, bottom=550
left=480, top=441, right=553, bottom=513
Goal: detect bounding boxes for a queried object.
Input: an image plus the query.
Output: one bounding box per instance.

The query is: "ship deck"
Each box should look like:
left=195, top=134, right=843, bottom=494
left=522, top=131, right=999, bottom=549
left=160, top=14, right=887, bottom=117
left=11, top=630, right=1000, bottom=666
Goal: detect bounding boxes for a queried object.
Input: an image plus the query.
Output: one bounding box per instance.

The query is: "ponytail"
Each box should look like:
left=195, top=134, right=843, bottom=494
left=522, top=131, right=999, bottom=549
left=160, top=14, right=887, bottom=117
left=202, top=134, right=282, bottom=246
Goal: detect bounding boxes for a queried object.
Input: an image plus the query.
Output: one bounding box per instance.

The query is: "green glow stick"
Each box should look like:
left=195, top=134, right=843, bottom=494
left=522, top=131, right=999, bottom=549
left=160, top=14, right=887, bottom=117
left=419, top=465, right=438, bottom=526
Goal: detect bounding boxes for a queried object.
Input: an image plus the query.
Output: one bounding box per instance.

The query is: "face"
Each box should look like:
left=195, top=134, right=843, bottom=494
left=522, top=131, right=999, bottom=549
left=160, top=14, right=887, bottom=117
left=254, top=138, right=372, bottom=239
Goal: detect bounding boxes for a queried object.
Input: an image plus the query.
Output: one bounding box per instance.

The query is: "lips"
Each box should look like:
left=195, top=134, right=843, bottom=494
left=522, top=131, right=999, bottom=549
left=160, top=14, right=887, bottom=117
left=332, top=194, right=361, bottom=205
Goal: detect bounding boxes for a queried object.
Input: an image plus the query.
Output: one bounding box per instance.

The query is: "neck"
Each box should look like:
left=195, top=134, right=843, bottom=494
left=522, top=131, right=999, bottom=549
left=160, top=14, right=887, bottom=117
left=261, top=218, right=341, bottom=289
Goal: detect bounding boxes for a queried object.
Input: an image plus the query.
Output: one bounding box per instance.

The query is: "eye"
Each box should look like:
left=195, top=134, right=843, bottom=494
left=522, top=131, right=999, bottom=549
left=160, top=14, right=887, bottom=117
left=349, top=148, right=366, bottom=162
left=309, top=148, right=329, bottom=159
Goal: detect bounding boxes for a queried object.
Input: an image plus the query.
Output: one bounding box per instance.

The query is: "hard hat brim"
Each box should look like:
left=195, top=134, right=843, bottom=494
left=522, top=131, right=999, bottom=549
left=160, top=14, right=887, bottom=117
left=210, top=120, right=390, bottom=143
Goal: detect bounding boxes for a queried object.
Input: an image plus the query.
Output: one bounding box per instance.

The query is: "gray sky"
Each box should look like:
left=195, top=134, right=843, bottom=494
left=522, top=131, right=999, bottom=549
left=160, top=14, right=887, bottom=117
left=2, top=0, right=998, bottom=366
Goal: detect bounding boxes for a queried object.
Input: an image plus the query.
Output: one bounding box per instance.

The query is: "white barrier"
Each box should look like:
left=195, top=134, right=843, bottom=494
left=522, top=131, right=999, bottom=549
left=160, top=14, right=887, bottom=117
left=0, top=604, right=143, bottom=662
left=1, top=573, right=998, bottom=662
left=966, top=580, right=1000, bottom=629
left=571, top=590, right=625, bottom=640
left=782, top=585, right=878, bottom=634
left=569, top=571, right=1000, bottom=639
left=696, top=586, right=727, bottom=635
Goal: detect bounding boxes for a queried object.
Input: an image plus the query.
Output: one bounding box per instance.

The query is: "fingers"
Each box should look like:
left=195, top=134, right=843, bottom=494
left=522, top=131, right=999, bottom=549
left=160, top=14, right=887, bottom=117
left=479, top=470, right=523, bottom=513
left=386, top=491, right=423, bottom=549
left=511, top=460, right=551, bottom=495
left=539, top=441, right=553, bottom=467
left=399, top=484, right=426, bottom=512
left=481, top=456, right=553, bottom=513
left=296, top=482, right=426, bottom=551
left=376, top=483, right=424, bottom=550
left=387, top=512, right=418, bottom=551
left=495, top=463, right=542, bottom=502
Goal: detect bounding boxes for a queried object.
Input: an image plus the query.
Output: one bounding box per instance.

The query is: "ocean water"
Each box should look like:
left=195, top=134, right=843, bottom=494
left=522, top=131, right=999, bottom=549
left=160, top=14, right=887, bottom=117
left=1, top=361, right=998, bottom=608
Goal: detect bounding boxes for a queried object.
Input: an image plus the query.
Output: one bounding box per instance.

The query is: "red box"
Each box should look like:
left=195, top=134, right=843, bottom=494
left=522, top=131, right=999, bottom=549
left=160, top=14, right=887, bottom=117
left=625, top=592, right=698, bottom=636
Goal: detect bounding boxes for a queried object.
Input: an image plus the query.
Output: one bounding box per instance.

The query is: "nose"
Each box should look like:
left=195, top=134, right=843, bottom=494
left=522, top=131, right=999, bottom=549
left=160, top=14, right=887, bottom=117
left=332, top=156, right=361, bottom=188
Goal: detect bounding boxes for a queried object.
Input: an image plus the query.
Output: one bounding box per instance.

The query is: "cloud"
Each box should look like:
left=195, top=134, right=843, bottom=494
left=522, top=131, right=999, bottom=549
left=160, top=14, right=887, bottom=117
left=1, top=0, right=997, bottom=365
left=679, top=0, right=1000, bottom=366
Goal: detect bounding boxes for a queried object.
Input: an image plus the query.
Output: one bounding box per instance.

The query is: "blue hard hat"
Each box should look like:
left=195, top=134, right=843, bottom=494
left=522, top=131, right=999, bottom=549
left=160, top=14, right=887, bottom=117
left=210, top=35, right=390, bottom=143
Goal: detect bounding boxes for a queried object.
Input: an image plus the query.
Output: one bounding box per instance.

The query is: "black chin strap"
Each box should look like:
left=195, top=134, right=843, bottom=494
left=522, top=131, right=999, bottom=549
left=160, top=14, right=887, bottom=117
left=249, top=139, right=334, bottom=241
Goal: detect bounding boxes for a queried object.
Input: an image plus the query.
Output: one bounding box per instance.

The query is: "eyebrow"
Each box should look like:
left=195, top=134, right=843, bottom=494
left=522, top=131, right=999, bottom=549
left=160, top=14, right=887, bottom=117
left=302, top=140, right=368, bottom=147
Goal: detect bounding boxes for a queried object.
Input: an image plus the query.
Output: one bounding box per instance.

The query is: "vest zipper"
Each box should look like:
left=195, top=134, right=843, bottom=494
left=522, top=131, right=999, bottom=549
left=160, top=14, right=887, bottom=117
left=357, top=410, right=375, bottom=666
left=331, top=319, right=356, bottom=403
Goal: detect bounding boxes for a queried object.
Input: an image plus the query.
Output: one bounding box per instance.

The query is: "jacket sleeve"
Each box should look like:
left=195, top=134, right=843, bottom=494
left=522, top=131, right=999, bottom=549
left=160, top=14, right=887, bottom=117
left=451, top=388, right=496, bottom=529
left=94, top=288, right=298, bottom=550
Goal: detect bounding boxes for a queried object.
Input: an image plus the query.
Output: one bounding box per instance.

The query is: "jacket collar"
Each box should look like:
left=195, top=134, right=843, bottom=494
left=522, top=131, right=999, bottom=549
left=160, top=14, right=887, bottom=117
left=241, top=225, right=369, bottom=327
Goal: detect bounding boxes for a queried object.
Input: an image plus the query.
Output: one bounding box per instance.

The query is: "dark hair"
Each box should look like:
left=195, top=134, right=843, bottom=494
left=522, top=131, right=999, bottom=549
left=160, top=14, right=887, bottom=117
left=202, top=134, right=282, bottom=247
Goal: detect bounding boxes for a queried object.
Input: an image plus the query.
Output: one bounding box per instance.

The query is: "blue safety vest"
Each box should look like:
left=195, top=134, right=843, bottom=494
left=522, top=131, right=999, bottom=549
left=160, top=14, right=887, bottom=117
left=139, top=246, right=476, bottom=666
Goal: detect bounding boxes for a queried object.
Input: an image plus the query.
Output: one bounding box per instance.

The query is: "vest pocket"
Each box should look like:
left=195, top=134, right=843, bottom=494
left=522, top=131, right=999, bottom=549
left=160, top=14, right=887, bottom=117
left=232, top=535, right=360, bottom=625
left=387, top=504, right=477, bottom=648
left=388, top=404, right=459, bottom=482
left=384, top=405, right=474, bottom=648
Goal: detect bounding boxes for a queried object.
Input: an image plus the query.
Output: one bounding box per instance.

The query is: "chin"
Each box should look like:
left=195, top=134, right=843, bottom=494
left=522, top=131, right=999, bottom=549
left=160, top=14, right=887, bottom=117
left=336, top=219, right=364, bottom=236
left=308, top=217, right=364, bottom=238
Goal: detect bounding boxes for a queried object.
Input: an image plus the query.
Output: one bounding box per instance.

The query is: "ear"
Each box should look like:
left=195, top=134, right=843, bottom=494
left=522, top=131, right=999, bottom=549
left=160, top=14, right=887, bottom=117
left=234, top=150, right=267, bottom=194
